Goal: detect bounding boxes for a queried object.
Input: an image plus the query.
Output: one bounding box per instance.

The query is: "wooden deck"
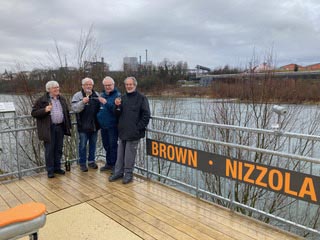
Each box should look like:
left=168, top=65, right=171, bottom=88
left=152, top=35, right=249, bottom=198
left=0, top=164, right=302, bottom=240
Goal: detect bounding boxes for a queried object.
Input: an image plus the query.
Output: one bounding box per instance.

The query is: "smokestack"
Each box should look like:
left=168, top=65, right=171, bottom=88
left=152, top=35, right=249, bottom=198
left=145, top=49, right=148, bottom=63
left=101, top=57, right=104, bottom=63
left=139, top=56, right=141, bottom=65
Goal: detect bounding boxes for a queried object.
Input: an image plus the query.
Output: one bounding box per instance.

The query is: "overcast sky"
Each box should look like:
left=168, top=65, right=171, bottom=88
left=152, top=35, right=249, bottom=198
left=0, top=0, right=320, bottom=72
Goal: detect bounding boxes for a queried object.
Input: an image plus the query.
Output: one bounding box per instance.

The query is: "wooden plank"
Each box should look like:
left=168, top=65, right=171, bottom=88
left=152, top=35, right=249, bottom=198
left=130, top=181, right=302, bottom=240
left=23, top=176, right=70, bottom=209
left=0, top=185, right=10, bottom=211
left=14, top=178, right=59, bottom=213
left=113, top=187, right=234, bottom=240
left=88, top=199, right=156, bottom=240
left=105, top=194, right=197, bottom=240
left=0, top=169, right=303, bottom=240
left=93, top=196, right=176, bottom=240
left=31, top=174, right=81, bottom=205
left=0, top=182, right=21, bottom=207
left=3, top=181, right=33, bottom=204
left=59, top=170, right=107, bottom=199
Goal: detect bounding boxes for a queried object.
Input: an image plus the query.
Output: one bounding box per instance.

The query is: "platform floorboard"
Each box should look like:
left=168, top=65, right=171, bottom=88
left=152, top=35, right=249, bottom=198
left=0, top=164, right=302, bottom=240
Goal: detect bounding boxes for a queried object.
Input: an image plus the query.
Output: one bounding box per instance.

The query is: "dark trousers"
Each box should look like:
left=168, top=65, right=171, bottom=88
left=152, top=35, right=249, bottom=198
left=101, top=127, right=118, bottom=166
left=44, top=124, right=64, bottom=173
left=113, top=139, right=139, bottom=177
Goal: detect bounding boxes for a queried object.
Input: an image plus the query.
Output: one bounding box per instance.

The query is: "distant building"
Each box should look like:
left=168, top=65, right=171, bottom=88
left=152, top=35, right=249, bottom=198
left=253, top=62, right=274, bottom=72
left=305, top=63, right=320, bottom=71
left=279, top=64, right=303, bottom=71
left=123, top=57, right=138, bottom=72
left=0, top=70, right=14, bottom=81
left=84, top=57, right=109, bottom=74
left=279, top=63, right=320, bottom=71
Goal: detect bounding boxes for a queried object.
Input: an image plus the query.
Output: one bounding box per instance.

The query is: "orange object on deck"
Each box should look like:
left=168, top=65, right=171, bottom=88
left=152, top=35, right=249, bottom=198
left=0, top=202, right=46, bottom=240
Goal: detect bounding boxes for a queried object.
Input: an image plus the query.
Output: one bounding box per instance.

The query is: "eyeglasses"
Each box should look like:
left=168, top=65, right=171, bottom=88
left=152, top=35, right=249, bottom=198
left=103, top=84, right=113, bottom=87
left=83, top=83, right=93, bottom=86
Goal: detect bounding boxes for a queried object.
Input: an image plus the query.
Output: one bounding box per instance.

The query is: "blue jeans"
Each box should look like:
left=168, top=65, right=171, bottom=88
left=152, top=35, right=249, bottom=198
left=101, top=127, right=118, bottom=166
left=78, top=131, right=98, bottom=166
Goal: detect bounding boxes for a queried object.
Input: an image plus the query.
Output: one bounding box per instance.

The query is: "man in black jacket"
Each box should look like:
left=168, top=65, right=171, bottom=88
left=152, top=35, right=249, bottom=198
left=109, top=76, right=150, bottom=184
left=31, top=80, right=71, bottom=178
left=71, top=77, right=103, bottom=172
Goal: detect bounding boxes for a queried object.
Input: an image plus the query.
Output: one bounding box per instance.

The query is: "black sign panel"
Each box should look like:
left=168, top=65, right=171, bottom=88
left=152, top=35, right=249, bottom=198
left=146, top=138, right=320, bottom=205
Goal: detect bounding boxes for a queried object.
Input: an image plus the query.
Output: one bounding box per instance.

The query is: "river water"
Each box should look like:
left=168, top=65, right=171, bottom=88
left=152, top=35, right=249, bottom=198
left=1, top=94, right=320, bottom=134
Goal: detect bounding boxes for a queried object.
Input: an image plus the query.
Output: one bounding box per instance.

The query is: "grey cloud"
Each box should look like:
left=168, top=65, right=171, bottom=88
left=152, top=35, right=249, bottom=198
left=1, top=0, right=320, bottom=72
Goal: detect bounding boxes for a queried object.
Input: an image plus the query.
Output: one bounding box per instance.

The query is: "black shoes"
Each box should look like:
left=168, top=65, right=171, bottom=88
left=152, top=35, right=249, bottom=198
left=108, top=174, right=124, bottom=182
left=122, top=176, right=133, bottom=184
left=80, top=165, right=88, bottom=172
left=54, top=169, right=65, bottom=175
left=100, top=165, right=113, bottom=171
left=47, top=172, right=54, bottom=178
left=88, top=162, right=98, bottom=169
left=108, top=173, right=133, bottom=184
left=48, top=169, right=65, bottom=178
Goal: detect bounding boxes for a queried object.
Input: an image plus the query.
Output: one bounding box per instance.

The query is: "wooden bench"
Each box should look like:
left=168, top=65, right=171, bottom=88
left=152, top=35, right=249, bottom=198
left=0, top=202, right=46, bottom=240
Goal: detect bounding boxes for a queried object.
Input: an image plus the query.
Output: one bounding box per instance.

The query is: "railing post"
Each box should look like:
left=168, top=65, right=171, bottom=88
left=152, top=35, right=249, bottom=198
left=146, top=130, right=149, bottom=180
left=230, top=129, right=236, bottom=211
left=14, top=114, right=22, bottom=179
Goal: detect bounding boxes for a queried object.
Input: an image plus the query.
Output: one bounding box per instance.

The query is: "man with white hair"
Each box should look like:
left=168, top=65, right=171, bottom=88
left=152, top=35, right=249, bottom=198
left=31, top=80, right=71, bottom=178
left=97, top=76, right=121, bottom=172
left=71, top=77, right=104, bottom=172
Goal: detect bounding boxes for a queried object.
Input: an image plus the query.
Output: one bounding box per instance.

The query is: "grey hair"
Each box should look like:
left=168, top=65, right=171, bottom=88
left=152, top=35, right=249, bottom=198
left=45, top=80, right=59, bottom=92
left=102, top=76, right=115, bottom=84
left=81, top=77, right=94, bottom=85
left=124, top=76, right=138, bottom=86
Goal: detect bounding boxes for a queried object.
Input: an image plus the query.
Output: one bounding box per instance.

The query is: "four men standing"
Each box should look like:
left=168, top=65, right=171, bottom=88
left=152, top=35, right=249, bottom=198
left=32, top=76, right=150, bottom=183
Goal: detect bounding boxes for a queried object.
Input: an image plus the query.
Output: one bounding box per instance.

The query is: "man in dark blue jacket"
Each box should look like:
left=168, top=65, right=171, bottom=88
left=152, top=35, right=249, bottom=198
left=71, top=78, right=104, bottom=172
left=97, top=76, right=121, bottom=172
left=109, top=76, right=150, bottom=184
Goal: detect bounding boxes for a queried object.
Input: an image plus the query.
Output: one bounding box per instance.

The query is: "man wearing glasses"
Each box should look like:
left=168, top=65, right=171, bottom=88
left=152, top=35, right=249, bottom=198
left=71, top=77, right=104, bottom=172
left=97, top=76, right=121, bottom=172
left=31, top=80, right=71, bottom=178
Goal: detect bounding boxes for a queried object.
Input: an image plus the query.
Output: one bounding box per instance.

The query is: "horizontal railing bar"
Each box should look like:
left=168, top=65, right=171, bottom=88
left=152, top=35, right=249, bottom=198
left=150, top=116, right=320, bottom=141
left=147, top=128, right=320, bottom=164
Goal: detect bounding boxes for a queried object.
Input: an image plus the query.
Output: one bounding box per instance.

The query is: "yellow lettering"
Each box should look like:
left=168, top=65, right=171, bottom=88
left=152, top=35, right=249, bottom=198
left=298, top=177, right=317, bottom=202
left=188, top=150, right=198, bottom=167
left=167, top=145, right=175, bottom=161
left=255, top=165, right=268, bottom=188
left=269, top=169, right=283, bottom=191
left=284, top=173, right=297, bottom=196
left=226, top=159, right=237, bottom=178
left=243, top=163, right=255, bottom=184
left=238, top=161, right=243, bottom=180
left=159, top=143, right=166, bottom=158
left=175, top=147, right=187, bottom=164
left=152, top=141, right=158, bottom=156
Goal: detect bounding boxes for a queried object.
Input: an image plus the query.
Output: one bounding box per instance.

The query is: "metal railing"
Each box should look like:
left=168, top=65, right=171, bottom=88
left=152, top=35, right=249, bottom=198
left=1, top=114, right=320, bottom=238
left=136, top=116, right=320, bottom=239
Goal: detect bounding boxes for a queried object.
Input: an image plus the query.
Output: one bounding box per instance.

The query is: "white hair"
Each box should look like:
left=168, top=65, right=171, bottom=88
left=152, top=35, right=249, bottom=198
left=45, top=81, right=59, bottom=92
left=102, top=76, right=115, bottom=84
left=124, top=76, right=138, bottom=86
left=81, top=77, right=94, bottom=85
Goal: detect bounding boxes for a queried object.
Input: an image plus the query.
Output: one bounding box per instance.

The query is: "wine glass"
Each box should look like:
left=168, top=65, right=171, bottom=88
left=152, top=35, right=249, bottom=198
left=85, top=89, right=92, bottom=105
left=48, top=98, right=52, bottom=115
left=115, top=93, right=121, bottom=111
